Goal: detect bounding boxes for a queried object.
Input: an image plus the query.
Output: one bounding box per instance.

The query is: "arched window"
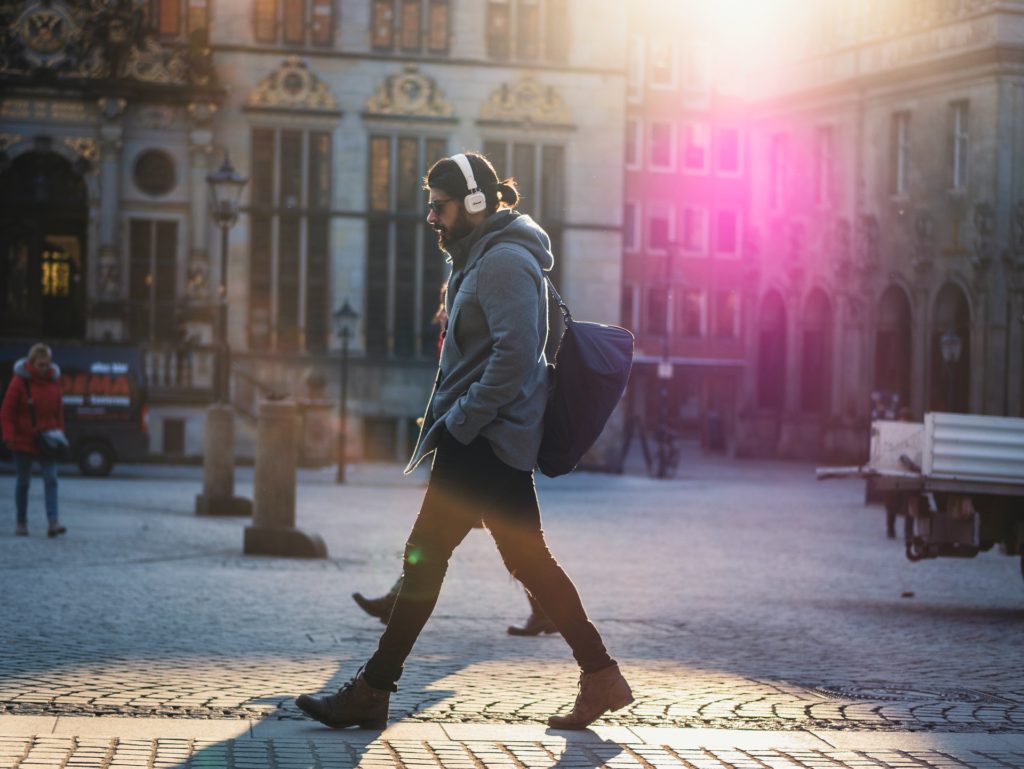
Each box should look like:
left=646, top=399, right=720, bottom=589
left=757, top=290, right=786, bottom=410
left=800, top=289, right=832, bottom=414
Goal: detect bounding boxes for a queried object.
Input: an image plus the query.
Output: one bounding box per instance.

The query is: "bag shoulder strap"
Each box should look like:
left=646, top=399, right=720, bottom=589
left=544, top=276, right=573, bottom=325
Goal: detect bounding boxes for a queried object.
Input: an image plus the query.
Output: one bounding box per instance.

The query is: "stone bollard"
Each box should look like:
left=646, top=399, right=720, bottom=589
left=244, top=399, right=327, bottom=558
left=195, top=404, right=252, bottom=517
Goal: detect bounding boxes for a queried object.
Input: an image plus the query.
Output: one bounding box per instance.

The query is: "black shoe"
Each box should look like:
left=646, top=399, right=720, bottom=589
left=352, top=592, right=397, bottom=624
left=47, top=523, right=67, bottom=538
left=295, top=672, right=391, bottom=729
left=507, top=611, right=557, bottom=636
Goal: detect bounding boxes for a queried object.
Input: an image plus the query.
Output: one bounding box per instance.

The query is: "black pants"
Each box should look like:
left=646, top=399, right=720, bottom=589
left=363, top=428, right=614, bottom=690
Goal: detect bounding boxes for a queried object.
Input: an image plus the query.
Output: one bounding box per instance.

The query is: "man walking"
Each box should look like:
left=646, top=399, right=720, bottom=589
left=296, top=152, right=632, bottom=730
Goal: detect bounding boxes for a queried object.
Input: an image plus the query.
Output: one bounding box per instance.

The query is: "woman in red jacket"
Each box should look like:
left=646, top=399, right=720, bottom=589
left=1, top=343, right=67, bottom=537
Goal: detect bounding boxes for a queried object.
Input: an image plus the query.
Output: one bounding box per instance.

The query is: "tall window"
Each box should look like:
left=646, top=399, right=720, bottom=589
left=681, top=206, right=707, bottom=254
left=625, top=119, right=642, bottom=169
left=254, top=0, right=334, bottom=46
left=682, top=122, right=709, bottom=172
left=623, top=202, right=639, bottom=251
left=890, top=111, right=910, bottom=196
left=647, top=204, right=672, bottom=250
left=814, top=125, right=834, bottom=206
left=678, top=289, right=704, bottom=338
left=717, top=127, right=741, bottom=175
left=366, top=135, right=449, bottom=358
left=713, top=290, right=740, bottom=339
left=372, top=0, right=450, bottom=53
left=649, top=122, right=674, bottom=171
left=486, top=0, right=568, bottom=63
left=683, top=42, right=711, bottom=107
left=645, top=287, right=667, bottom=336
left=249, top=128, right=333, bottom=353
left=770, top=132, right=788, bottom=210
left=949, top=100, right=969, bottom=190
left=649, top=39, right=676, bottom=89
left=129, top=219, right=178, bottom=342
left=715, top=209, right=738, bottom=257
left=626, top=36, right=644, bottom=103
left=482, top=140, right=566, bottom=279
left=147, top=0, right=209, bottom=38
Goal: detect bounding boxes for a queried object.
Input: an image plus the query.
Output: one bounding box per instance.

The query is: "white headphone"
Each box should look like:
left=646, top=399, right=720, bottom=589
left=451, top=153, right=488, bottom=215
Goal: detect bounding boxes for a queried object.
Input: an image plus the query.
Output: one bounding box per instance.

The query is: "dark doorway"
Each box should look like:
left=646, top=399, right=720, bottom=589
left=757, top=290, right=787, bottom=410
left=875, top=285, right=912, bottom=410
left=929, top=283, right=970, bottom=413
left=800, top=289, right=832, bottom=414
left=0, top=151, right=88, bottom=339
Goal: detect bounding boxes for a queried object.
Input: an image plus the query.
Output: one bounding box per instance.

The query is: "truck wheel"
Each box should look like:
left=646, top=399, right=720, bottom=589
left=78, top=442, right=114, bottom=477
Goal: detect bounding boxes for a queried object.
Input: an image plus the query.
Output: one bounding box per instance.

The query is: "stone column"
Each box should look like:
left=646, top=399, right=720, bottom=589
left=186, top=103, right=218, bottom=336
left=777, top=276, right=804, bottom=457
left=195, top=404, right=252, bottom=516
left=244, top=399, right=327, bottom=558
left=97, top=106, right=125, bottom=304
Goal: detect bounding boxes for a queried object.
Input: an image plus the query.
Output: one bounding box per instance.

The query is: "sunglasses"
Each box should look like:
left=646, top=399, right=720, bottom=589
left=426, top=198, right=454, bottom=215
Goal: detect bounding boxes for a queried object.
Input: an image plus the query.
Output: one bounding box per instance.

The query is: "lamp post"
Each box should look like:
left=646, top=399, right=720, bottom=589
left=655, top=241, right=679, bottom=479
left=940, top=328, right=962, bottom=412
left=333, top=299, right=359, bottom=484
left=206, top=152, right=248, bottom=402
left=195, top=152, right=250, bottom=518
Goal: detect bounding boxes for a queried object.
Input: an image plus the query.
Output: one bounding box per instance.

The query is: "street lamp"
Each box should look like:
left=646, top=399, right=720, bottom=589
left=333, top=298, right=359, bottom=484
left=206, top=152, right=248, bottom=402
left=940, top=328, right=962, bottom=412
left=655, top=241, right=679, bottom=479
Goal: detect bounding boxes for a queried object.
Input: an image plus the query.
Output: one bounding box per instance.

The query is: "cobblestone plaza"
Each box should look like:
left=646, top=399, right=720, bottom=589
left=1, top=452, right=1023, bottom=767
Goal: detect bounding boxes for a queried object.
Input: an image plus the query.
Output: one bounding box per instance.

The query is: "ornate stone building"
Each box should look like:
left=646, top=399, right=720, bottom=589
left=0, top=0, right=627, bottom=463
left=737, top=0, right=1024, bottom=460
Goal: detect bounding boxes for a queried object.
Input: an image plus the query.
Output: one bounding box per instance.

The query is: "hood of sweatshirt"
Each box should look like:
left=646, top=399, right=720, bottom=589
left=445, top=209, right=555, bottom=276
left=13, top=358, right=61, bottom=381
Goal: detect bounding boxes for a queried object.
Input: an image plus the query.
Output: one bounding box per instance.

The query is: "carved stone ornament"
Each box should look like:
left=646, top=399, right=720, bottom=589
left=912, top=208, right=934, bottom=271
left=98, top=245, right=121, bottom=299
left=0, top=0, right=212, bottom=86
left=0, top=133, right=22, bottom=153
left=247, top=57, right=340, bottom=113
left=364, top=65, right=453, bottom=120
left=63, top=137, right=100, bottom=164
left=97, top=96, right=127, bottom=121
left=186, top=251, right=209, bottom=299
left=480, top=76, right=573, bottom=127
left=187, top=101, right=219, bottom=127
left=972, top=201, right=996, bottom=268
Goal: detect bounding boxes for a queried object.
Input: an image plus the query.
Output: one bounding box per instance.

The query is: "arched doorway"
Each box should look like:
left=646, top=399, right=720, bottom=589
left=800, top=289, right=832, bottom=414
left=930, top=283, right=970, bottom=412
left=0, top=151, right=88, bottom=339
left=757, top=290, right=786, bottom=410
left=875, top=285, right=912, bottom=411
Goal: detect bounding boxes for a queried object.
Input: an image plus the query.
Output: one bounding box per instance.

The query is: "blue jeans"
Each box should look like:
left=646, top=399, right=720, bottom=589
left=14, top=451, right=59, bottom=525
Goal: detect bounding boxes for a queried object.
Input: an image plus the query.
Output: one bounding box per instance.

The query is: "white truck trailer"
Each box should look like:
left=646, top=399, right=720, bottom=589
left=818, top=413, right=1024, bottom=578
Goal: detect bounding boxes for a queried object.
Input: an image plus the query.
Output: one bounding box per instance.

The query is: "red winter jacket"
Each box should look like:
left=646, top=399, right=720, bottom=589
left=1, top=358, right=65, bottom=456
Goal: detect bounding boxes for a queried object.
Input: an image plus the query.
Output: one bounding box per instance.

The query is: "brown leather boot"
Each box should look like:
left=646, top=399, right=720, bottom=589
left=547, top=664, right=633, bottom=730
left=295, top=672, right=391, bottom=729
left=507, top=610, right=557, bottom=636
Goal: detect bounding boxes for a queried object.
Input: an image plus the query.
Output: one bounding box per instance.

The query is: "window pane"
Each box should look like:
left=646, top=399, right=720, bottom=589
left=421, top=222, right=445, bottom=357
left=369, top=136, right=392, bottom=212
left=278, top=215, right=301, bottom=352
left=683, top=123, right=708, bottom=169
left=427, top=0, right=450, bottom=53
left=645, top=287, right=666, bottom=335
left=154, top=221, right=178, bottom=341
left=483, top=141, right=507, bottom=178
left=649, top=214, right=669, bottom=249
left=544, top=0, right=568, bottom=62
left=372, top=0, right=395, bottom=50
left=394, top=222, right=417, bottom=357
left=487, top=0, right=510, bottom=59
left=714, top=290, right=738, bottom=339
left=251, top=128, right=276, bottom=207
left=311, top=0, right=334, bottom=45
left=280, top=130, right=303, bottom=209
left=254, top=0, right=276, bottom=42
left=623, top=203, right=635, bottom=249
left=151, top=0, right=181, bottom=36
left=425, top=137, right=448, bottom=169
left=400, top=0, right=422, bottom=51
left=517, top=0, right=540, bottom=59
left=651, top=123, right=672, bottom=167
left=129, top=220, right=153, bottom=340
left=283, top=0, right=305, bottom=43
left=249, top=216, right=273, bottom=350
left=513, top=143, right=536, bottom=215
left=308, top=131, right=332, bottom=210
left=187, top=0, right=209, bottom=33
left=396, top=137, right=421, bottom=212
left=540, top=145, right=564, bottom=222
left=679, top=289, right=702, bottom=337
left=366, top=219, right=390, bottom=354
left=306, top=216, right=329, bottom=353
left=717, top=210, right=736, bottom=253
left=650, top=40, right=673, bottom=86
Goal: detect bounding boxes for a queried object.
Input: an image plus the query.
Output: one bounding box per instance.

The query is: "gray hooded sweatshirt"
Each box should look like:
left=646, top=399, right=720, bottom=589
left=405, top=209, right=553, bottom=474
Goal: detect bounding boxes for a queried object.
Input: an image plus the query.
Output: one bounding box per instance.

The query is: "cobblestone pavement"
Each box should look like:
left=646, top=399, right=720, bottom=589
left=2, top=448, right=1023, bottom=756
